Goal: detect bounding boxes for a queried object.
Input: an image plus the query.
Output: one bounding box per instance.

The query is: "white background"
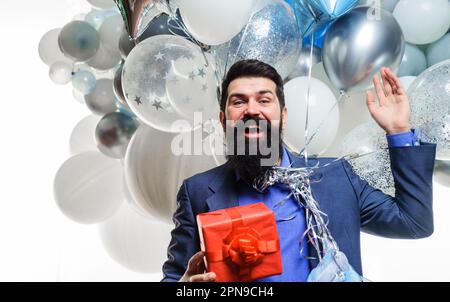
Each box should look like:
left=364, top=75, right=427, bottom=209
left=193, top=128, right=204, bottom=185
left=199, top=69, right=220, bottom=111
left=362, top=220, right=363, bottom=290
left=0, top=0, right=448, bottom=282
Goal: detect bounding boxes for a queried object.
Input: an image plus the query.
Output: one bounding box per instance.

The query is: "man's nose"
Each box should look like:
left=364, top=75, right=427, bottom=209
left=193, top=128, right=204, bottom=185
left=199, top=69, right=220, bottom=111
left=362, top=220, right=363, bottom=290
left=244, top=99, right=260, bottom=117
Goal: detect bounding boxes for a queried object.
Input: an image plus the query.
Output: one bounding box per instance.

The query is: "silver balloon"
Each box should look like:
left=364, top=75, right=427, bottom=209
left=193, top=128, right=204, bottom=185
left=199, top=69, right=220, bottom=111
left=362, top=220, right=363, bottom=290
left=358, top=0, right=398, bottom=12
left=340, top=122, right=394, bottom=196
left=113, top=62, right=127, bottom=106
left=118, top=30, right=135, bottom=59
left=322, top=6, right=404, bottom=92
left=285, top=44, right=321, bottom=82
left=95, top=111, right=140, bottom=159
left=85, top=79, right=118, bottom=115
left=58, top=21, right=100, bottom=62
left=212, top=0, right=301, bottom=80
left=409, top=60, right=450, bottom=160
left=398, top=43, right=427, bottom=77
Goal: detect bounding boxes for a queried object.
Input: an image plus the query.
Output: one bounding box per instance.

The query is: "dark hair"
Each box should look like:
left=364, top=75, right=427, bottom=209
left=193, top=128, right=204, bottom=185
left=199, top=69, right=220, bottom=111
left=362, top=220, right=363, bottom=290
left=219, top=59, right=285, bottom=112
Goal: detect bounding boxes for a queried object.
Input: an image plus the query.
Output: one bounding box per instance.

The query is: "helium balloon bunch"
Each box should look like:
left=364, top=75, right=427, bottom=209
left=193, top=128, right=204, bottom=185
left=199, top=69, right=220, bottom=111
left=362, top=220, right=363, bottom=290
left=39, top=0, right=450, bottom=274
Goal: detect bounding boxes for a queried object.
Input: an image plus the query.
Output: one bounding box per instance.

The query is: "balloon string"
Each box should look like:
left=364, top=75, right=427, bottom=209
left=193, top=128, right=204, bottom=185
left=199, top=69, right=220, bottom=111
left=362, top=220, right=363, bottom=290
left=303, top=32, right=315, bottom=166
left=224, top=8, right=257, bottom=79
left=299, top=90, right=348, bottom=158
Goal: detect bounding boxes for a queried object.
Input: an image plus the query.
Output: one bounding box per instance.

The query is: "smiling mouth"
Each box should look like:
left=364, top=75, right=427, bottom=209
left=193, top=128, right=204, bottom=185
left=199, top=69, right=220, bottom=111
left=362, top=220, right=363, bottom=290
left=244, top=125, right=264, bottom=139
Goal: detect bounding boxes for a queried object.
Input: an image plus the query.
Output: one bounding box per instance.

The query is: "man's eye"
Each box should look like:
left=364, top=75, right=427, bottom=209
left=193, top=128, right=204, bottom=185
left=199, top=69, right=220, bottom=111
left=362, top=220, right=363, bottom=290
left=260, top=99, right=271, bottom=103
left=233, top=100, right=245, bottom=105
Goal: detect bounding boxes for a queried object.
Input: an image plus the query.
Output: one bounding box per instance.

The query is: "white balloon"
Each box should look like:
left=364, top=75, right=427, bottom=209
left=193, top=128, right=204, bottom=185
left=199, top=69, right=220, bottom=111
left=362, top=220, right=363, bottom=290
left=399, top=76, right=416, bottom=91
left=99, top=202, right=172, bottom=273
left=125, top=125, right=225, bottom=223
left=69, top=115, right=102, bottom=155
left=54, top=151, right=124, bottom=224
left=283, top=77, right=340, bottom=155
left=99, top=15, right=125, bottom=51
left=49, top=61, right=73, bottom=84
left=178, top=0, right=257, bottom=45
left=38, top=28, right=70, bottom=66
left=393, top=0, right=450, bottom=44
left=87, top=0, right=115, bottom=9
left=427, top=33, right=450, bottom=67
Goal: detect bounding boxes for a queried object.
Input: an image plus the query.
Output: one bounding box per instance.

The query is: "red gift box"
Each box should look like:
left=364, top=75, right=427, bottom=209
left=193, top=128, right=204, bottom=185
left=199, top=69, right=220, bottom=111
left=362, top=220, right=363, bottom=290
left=196, top=202, right=282, bottom=282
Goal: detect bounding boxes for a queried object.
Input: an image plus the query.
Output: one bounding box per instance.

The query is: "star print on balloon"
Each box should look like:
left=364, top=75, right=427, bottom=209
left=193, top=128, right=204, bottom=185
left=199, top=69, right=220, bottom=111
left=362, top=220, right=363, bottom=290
left=122, top=35, right=219, bottom=133
left=152, top=98, right=164, bottom=111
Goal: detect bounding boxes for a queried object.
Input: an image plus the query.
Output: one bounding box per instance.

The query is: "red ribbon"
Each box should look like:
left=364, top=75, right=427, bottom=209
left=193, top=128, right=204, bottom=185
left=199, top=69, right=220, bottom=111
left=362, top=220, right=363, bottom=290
left=206, top=207, right=279, bottom=277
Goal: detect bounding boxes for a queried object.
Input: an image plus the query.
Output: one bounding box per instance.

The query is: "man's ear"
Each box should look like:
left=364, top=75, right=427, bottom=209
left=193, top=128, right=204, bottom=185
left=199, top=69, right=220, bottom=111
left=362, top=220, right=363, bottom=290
left=281, top=107, right=287, bottom=130
left=219, top=111, right=226, bottom=131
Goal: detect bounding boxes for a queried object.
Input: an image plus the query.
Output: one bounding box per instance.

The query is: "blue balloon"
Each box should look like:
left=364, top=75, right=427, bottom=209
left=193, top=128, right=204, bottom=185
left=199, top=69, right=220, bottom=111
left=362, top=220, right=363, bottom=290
left=72, top=70, right=97, bottom=95
left=302, top=22, right=330, bottom=48
left=286, top=0, right=358, bottom=37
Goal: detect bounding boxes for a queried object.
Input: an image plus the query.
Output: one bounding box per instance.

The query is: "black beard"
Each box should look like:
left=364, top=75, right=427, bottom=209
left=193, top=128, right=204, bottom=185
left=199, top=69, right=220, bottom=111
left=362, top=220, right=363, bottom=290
left=226, top=116, right=283, bottom=186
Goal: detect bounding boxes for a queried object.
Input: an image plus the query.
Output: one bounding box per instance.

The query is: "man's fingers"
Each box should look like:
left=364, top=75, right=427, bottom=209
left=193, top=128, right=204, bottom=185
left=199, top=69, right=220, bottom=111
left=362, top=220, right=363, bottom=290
left=385, top=67, right=405, bottom=95
left=189, top=272, right=216, bottom=282
left=366, top=90, right=377, bottom=115
left=381, top=68, right=393, bottom=96
left=187, top=251, right=205, bottom=271
left=373, top=75, right=385, bottom=106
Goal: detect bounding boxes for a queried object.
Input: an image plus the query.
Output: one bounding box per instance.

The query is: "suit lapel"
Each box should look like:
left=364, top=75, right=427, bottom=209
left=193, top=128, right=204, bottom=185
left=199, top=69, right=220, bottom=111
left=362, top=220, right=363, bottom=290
left=206, top=162, right=239, bottom=212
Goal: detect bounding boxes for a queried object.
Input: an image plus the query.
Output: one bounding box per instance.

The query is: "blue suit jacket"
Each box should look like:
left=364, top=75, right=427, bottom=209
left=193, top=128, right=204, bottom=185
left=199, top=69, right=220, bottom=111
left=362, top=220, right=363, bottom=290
left=162, top=143, right=436, bottom=282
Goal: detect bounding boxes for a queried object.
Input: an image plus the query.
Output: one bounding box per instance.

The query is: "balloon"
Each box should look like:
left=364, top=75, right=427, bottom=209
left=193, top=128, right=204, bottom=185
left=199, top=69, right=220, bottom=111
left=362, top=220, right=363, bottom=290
left=135, top=12, right=192, bottom=43
left=49, top=61, right=73, bottom=85
left=72, top=70, right=97, bottom=95
left=408, top=60, right=450, bottom=160
left=99, top=202, right=172, bottom=273
left=427, top=34, right=450, bottom=67
left=322, top=6, right=404, bottom=92
left=58, top=21, right=100, bottom=62
left=87, top=44, right=122, bottom=71
left=340, top=122, right=394, bottom=196
left=85, top=79, right=118, bottom=115
left=178, top=0, right=257, bottom=45
left=398, top=44, right=427, bottom=77
left=124, top=124, right=225, bottom=222
left=38, top=28, right=70, bottom=66
left=398, top=76, right=416, bottom=91
left=434, top=160, right=450, bottom=188
left=287, top=0, right=358, bottom=37
left=358, top=0, right=399, bottom=12
left=88, top=0, right=116, bottom=9
left=114, top=0, right=160, bottom=39
left=85, top=8, right=119, bottom=30
left=286, top=44, right=321, bottom=82
left=393, top=0, right=450, bottom=45
left=54, top=151, right=124, bottom=224
left=122, top=35, right=219, bottom=133
left=99, top=15, right=125, bottom=51
left=113, top=62, right=126, bottom=105
left=213, top=0, right=301, bottom=80
left=95, top=111, right=140, bottom=159
left=69, top=115, right=102, bottom=155
left=283, top=77, right=340, bottom=155
left=118, top=30, right=135, bottom=58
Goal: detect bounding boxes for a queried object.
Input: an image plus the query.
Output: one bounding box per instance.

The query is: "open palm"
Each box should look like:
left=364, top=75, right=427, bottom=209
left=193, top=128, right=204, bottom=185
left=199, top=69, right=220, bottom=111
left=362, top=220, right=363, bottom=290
left=366, top=67, right=411, bottom=135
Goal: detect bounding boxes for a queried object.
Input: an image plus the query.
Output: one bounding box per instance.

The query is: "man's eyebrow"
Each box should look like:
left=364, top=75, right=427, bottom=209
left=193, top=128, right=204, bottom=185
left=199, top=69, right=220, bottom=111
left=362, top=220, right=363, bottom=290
left=258, top=90, right=274, bottom=96
left=228, top=90, right=275, bottom=99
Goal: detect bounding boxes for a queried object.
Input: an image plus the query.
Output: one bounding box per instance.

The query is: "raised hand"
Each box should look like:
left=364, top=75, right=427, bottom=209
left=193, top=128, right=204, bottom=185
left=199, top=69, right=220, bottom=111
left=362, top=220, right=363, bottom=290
left=366, top=67, right=411, bottom=135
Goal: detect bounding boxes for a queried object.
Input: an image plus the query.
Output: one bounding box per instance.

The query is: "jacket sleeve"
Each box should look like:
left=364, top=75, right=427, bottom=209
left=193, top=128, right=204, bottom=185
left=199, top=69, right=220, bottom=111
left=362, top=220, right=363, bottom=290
left=161, top=181, right=200, bottom=282
left=342, top=143, right=436, bottom=239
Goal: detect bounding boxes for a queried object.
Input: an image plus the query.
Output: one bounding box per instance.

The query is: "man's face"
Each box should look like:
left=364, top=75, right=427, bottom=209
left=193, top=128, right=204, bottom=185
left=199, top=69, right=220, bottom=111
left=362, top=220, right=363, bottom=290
left=220, top=77, right=287, bottom=143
